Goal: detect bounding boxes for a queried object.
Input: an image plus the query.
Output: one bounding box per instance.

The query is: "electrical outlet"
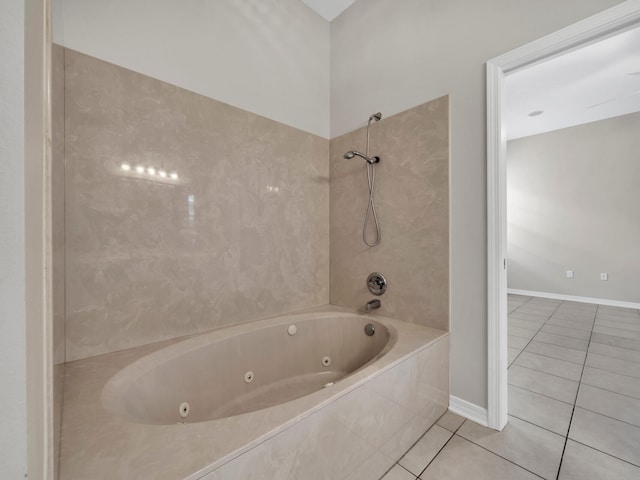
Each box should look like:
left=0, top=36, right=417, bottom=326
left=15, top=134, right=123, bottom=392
left=600, top=273, right=608, bottom=281
left=566, top=270, right=574, bottom=278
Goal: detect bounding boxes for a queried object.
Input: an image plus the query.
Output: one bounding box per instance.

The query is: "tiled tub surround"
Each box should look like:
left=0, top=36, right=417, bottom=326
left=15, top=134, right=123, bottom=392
left=330, top=97, right=449, bottom=331
left=59, top=307, right=448, bottom=480
left=63, top=47, right=329, bottom=361
left=52, top=43, right=66, bottom=478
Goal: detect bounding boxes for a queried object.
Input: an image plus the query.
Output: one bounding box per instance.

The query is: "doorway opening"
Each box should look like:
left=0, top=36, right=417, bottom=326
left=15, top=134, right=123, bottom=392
left=486, top=1, right=640, bottom=430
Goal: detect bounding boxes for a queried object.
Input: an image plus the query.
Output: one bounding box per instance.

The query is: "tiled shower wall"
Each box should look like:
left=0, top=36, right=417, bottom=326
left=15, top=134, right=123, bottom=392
left=52, top=43, right=66, bottom=477
left=330, top=98, right=450, bottom=331
left=63, top=48, right=330, bottom=361
left=59, top=48, right=450, bottom=363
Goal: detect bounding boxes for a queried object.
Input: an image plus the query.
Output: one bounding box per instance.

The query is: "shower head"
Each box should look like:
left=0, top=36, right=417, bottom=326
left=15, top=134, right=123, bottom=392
left=369, top=112, right=382, bottom=122
left=343, top=150, right=380, bottom=164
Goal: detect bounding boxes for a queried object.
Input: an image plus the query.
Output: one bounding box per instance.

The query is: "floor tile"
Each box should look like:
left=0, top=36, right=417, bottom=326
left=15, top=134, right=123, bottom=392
left=589, top=342, right=640, bottom=364
left=556, top=301, right=597, bottom=313
left=540, top=323, right=591, bottom=340
left=533, top=332, right=588, bottom=351
left=436, top=412, right=465, bottom=433
left=593, top=325, right=640, bottom=340
left=514, top=351, right=583, bottom=381
left=559, top=440, right=640, bottom=480
left=576, top=384, right=640, bottom=427
left=381, top=464, right=416, bottom=480
left=545, top=316, right=594, bottom=331
left=596, top=318, right=640, bottom=332
left=569, top=407, right=640, bottom=466
left=457, top=415, right=564, bottom=480
left=508, top=385, right=573, bottom=435
left=586, top=352, right=640, bottom=379
left=508, top=365, right=579, bottom=404
left=509, top=311, right=552, bottom=323
left=596, top=309, right=640, bottom=322
left=345, top=451, right=394, bottom=480
left=508, top=335, right=530, bottom=350
left=598, top=305, right=639, bottom=314
left=581, top=367, right=640, bottom=400
left=398, top=425, right=452, bottom=476
left=418, top=435, right=539, bottom=480
left=508, top=347, right=521, bottom=365
left=509, top=318, right=544, bottom=331
left=509, top=327, right=537, bottom=340
left=517, top=307, right=557, bottom=317
left=524, top=341, right=586, bottom=364
left=591, top=333, right=640, bottom=351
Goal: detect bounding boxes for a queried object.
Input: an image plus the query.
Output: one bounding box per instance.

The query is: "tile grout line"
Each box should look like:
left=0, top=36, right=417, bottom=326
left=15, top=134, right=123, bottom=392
left=381, top=411, right=453, bottom=480
left=507, top=383, right=576, bottom=406
left=571, top=404, right=640, bottom=430
left=522, top=338, right=588, bottom=351
left=583, top=364, right=640, bottom=380
left=395, top=463, right=417, bottom=479
left=533, top=328, right=592, bottom=340
left=514, top=348, right=585, bottom=365
left=554, top=302, right=599, bottom=480
left=509, top=301, right=565, bottom=370
left=507, top=412, right=571, bottom=438
left=589, top=338, right=640, bottom=352
left=416, top=418, right=467, bottom=479
left=510, top=365, right=640, bottom=404
left=579, top=382, right=640, bottom=403
left=448, top=433, right=547, bottom=480
left=569, top=438, right=640, bottom=469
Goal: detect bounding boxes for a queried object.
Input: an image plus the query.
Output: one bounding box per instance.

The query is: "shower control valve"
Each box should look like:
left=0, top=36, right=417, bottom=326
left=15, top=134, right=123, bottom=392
left=367, top=272, right=387, bottom=296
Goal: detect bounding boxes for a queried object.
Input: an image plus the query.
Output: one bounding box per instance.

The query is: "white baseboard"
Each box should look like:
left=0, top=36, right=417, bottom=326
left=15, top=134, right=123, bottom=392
left=508, top=289, right=640, bottom=310
left=449, top=396, right=488, bottom=427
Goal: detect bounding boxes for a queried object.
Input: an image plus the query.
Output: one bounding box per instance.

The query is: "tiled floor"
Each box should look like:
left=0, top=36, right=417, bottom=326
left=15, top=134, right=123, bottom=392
left=379, top=295, right=640, bottom=479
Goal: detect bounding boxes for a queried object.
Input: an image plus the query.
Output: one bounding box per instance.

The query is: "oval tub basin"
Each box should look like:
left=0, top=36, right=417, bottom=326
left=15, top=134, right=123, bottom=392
left=102, top=313, right=393, bottom=425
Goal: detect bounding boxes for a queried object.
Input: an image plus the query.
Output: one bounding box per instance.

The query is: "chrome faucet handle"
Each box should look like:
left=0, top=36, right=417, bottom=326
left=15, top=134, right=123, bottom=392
left=367, top=272, right=387, bottom=296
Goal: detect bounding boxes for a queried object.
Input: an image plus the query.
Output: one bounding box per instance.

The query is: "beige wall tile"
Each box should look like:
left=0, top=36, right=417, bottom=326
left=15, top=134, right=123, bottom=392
left=330, top=97, right=450, bottom=331
left=63, top=49, right=329, bottom=360
left=52, top=42, right=66, bottom=479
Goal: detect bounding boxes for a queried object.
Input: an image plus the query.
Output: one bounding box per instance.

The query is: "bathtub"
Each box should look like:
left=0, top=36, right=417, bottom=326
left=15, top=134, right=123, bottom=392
left=59, top=307, right=448, bottom=480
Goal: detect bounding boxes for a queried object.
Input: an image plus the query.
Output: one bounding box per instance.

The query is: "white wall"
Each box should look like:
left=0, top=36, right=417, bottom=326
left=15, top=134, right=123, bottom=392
left=0, top=0, right=27, bottom=477
left=331, top=0, right=623, bottom=408
left=508, top=112, right=640, bottom=304
left=53, top=0, right=330, bottom=138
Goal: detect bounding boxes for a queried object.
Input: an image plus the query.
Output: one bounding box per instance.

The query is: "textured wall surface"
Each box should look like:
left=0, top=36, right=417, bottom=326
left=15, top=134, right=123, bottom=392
left=52, top=42, right=66, bottom=478
left=64, top=49, right=329, bottom=361
left=508, top=112, right=640, bottom=304
left=330, top=97, right=449, bottom=331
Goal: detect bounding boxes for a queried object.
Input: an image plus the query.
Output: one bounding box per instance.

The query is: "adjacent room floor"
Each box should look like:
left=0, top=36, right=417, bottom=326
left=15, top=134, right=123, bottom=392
left=379, top=295, right=640, bottom=480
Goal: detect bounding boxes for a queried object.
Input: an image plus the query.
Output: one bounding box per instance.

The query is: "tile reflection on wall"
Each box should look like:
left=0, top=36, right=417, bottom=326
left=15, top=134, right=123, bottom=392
left=64, top=48, right=329, bottom=361
left=330, top=97, right=450, bottom=331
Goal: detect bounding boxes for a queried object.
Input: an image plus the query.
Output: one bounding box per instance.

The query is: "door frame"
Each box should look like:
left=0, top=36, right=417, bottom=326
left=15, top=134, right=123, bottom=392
left=486, top=0, right=640, bottom=430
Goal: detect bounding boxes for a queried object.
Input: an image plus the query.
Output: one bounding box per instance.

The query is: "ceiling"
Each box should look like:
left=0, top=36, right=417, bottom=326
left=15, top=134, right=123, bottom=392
left=301, top=0, right=357, bottom=21
left=506, top=25, right=640, bottom=140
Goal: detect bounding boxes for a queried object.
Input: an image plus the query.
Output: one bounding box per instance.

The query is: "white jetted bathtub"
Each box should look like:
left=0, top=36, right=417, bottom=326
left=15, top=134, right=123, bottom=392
left=59, top=308, right=448, bottom=480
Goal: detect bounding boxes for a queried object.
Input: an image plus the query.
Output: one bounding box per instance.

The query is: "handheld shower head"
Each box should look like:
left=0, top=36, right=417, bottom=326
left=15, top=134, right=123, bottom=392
left=369, top=112, right=382, bottom=122
left=343, top=150, right=380, bottom=164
